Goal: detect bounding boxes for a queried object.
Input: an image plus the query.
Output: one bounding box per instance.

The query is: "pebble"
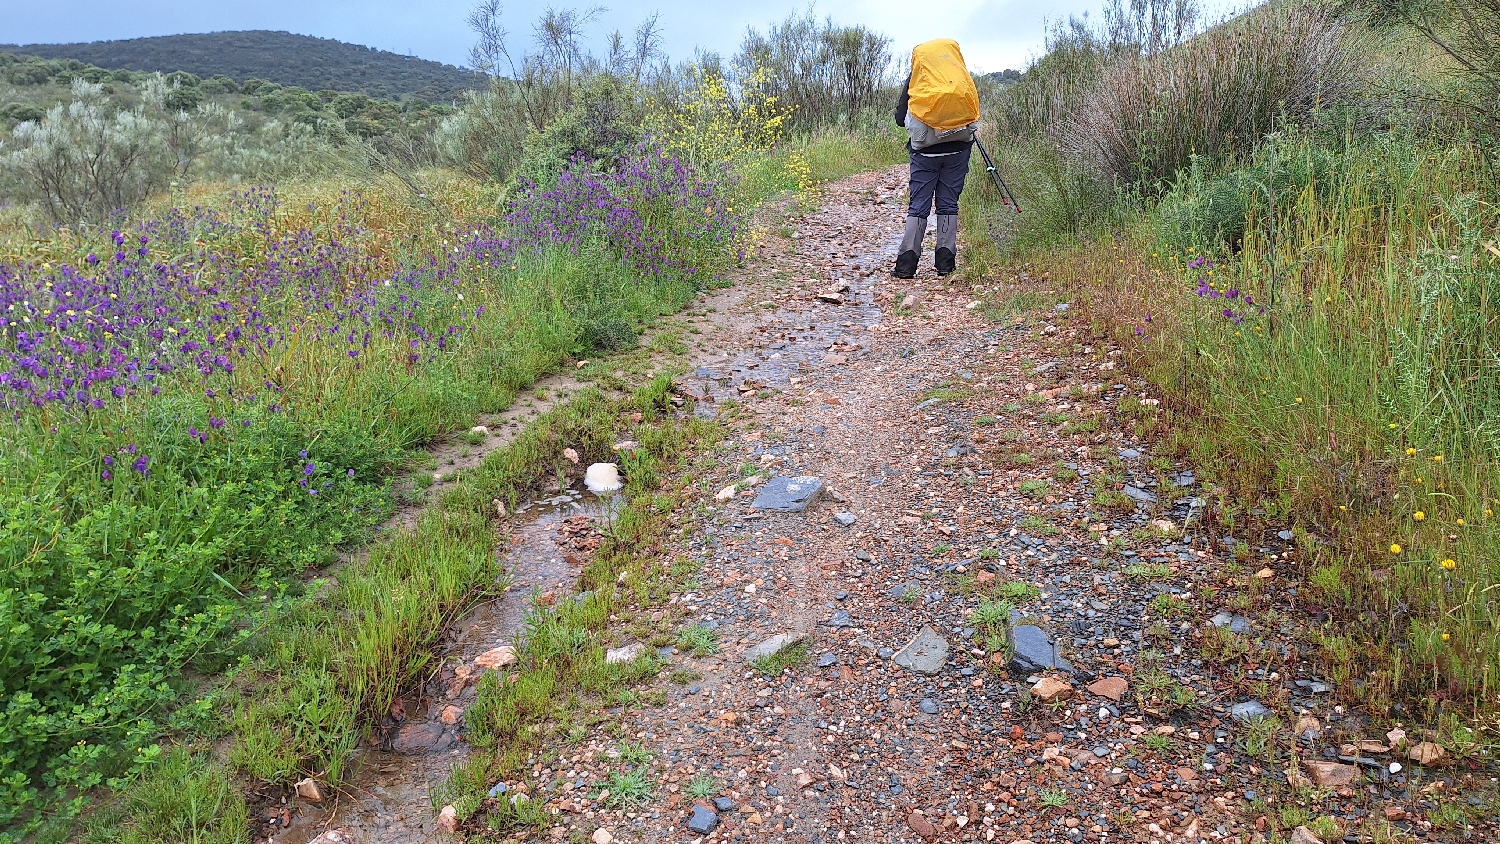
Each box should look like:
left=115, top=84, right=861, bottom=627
left=919, top=698, right=939, bottom=715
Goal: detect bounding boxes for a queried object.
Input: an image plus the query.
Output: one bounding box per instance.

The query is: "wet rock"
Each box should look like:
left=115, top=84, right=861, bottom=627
left=752, top=476, right=824, bottom=512
left=1087, top=676, right=1128, bottom=701
left=605, top=642, right=645, bottom=664
left=834, top=511, right=858, bottom=526
left=743, top=633, right=801, bottom=663
left=1211, top=611, right=1252, bottom=634
left=919, top=698, right=939, bottom=715
left=1230, top=700, right=1272, bottom=722
left=295, top=777, right=325, bottom=802
left=475, top=645, right=518, bottom=668
left=1031, top=676, right=1074, bottom=703
left=817, top=292, right=844, bottom=304
left=1303, top=760, right=1358, bottom=787
left=892, top=626, right=949, bottom=674
left=1009, top=624, right=1073, bottom=674
left=389, top=721, right=451, bottom=754
left=687, top=805, right=720, bottom=834
left=1408, top=742, right=1447, bottom=765
left=905, top=811, right=937, bottom=838
left=825, top=609, right=853, bottom=627
left=440, top=705, right=463, bottom=725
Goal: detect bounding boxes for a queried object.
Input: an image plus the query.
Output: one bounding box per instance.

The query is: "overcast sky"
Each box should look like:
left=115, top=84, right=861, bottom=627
left=0, top=0, right=1183, bottom=75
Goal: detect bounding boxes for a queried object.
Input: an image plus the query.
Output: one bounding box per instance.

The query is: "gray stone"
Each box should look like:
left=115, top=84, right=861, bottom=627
left=892, top=626, right=949, bottom=674
left=752, top=476, right=824, bottom=512
left=1093, top=746, right=1110, bottom=758
left=877, top=647, right=895, bottom=659
left=389, top=721, right=451, bottom=754
left=487, top=782, right=510, bottom=797
left=712, top=796, right=736, bottom=813
left=912, top=398, right=941, bottom=411
left=1122, top=485, right=1157, bottom=503
left=886, top=580, right=921, bottom=599
left=1277, top=530, right=1295, bottom=541
left=834, top=511, right=858, bottom=527
left=1119, top=448, right=1142, bottom=460
left=1033, top=361, right=1058, bottom=374
left=1230, top=700, right=1272, bottom=722
left=1009, top=624, right=1074, bottom=674
left=825, top=609, right=853, bottom=627
left=687, top=806, right=719, bottom=834
left=743, top=633, right=801, bottom=664
left=817, top=652, right=838, bottom=668
left=1210, top=611, right=1251, bottom=635
left=919, top=698, right=939, bottom=715
left=834, top=590, right=849, bottom=601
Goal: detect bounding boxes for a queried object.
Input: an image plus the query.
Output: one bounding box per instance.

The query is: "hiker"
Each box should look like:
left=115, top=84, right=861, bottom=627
left=892, top=38, right=980, bottom=279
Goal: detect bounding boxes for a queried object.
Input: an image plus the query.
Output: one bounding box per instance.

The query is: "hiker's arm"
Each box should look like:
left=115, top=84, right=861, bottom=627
left=893, top=74, right=910, bottom=128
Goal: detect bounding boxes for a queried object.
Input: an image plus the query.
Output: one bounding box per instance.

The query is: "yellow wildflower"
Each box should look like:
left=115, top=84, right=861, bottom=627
left=1390, top=544, right=1403, bottom=554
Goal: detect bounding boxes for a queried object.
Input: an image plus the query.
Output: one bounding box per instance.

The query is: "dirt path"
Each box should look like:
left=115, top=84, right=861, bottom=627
left=281, top=168, right=1475, bottom=844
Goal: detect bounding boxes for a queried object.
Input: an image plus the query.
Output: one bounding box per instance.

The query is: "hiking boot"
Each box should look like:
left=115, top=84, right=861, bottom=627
left=935, top=214, right=957, bottom=276
left=893, top=250, right=918, bottom=279
left=934, top=248, right=955, bottom=275
left=892, top=215, right=927, bottom=278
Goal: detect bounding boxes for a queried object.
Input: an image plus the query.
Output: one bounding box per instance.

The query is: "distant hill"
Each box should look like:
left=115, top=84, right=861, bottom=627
left=1, top=31, right=484, bottom=103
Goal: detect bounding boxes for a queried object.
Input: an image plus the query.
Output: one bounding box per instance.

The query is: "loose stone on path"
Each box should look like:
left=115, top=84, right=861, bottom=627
left=892, top=625, right=949, bottom=674
left=751, top=475, right=825, bottom=512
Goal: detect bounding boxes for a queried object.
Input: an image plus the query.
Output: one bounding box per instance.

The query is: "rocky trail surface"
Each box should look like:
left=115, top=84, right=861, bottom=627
left=279, top=169, right=1496, bottom=844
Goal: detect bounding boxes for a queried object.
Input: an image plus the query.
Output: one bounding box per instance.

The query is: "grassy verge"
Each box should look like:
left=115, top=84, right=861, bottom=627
left=433, top=377, right=723, bottom=834
left=997, top=130, right=1500, bottom=734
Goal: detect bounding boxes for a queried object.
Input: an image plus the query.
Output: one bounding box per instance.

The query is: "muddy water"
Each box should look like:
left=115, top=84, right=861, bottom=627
left=270, top=493, right=612, bottom=844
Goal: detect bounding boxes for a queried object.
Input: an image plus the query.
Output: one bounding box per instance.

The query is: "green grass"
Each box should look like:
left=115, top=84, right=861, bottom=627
left=685, top=775, right=718, bottom=799
left=1018, top=514, right=1060, bottom=536
left=1125, top=563, right=1174, bottom=581
left=675, top=623, right=720, bottom=656
left=1019, top=479, right=1051, bottom=499
left=751, top=640, right=810, bottom=676
left=599, top=768, right=655, bottom=808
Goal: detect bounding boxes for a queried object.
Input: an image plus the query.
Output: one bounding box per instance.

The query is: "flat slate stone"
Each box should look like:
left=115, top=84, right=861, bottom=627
left=1122, top=485, right=1157, bottom=503
left=834, top=511, right=858, bottom=526
left=743, top=633, right=801, bottom=664
left=1009, top=624, right=1074, bottom=674
left=1231, top=700, right=1272, bottom=722
left=825, top=609, right=853, bottom=627
left=1211, top=611, right=1252, bottom=635
left=817, top=652, right=838, bottom=667
left=892, top=625, right=949, bottom=675
left=752, top=476, right=825, bottom=512
left=687, top=806, right=720, bottom=834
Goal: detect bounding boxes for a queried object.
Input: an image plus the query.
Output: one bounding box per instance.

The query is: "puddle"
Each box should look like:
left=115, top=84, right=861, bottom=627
left=266, top=492, right=612, bottom=844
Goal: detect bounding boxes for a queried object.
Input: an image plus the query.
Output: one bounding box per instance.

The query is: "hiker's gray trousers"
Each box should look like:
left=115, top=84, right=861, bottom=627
left=908, top=145, right=972, bottom=218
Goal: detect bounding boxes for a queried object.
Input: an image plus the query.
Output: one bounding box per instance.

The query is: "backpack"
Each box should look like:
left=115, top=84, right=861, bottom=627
left=906, top=39, right=980, bottom=150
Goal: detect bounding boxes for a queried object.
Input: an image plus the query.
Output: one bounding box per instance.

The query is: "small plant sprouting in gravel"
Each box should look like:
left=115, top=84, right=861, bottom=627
left=1039, top=788, right=1070, bottom=808
left=997, top=581, right=1041, bottom=603
left=1125, top=562, right=1174, bottom=581
left=1052, top=462, right=1079, bottom=482
left=933, top=542, right=953, bottom=555
left=978, top=548, right=1000, bottom=560
left=675, top=623, right=720, bottom=656
left=900, top=585, right=921, bottom=604
left=600, top=769, right=655, bottom=807
left=973, top=415, right=998, bottom=426
left=971, top=597, right=1013, bottom=629
left=752, top=640, right=809, bottom=676
left=1142, top=733, right=1172, bottom=752
left=462, top=429, right=486, bottom=445
left=1094, top=488, right=1135, bottom=510
left=1148, top=593, right=1189, bottom=618
left=1237, top=715, right=1282, bottom=761
left=1018, top=514, right=1059, bottom=536
left=1019, top=479, right=1050, bottom=499
left=669, top=668, right=701, bottom=685
left=618, top=742, right=654, bottom=766
left=685, top=775, right=718, bottom=799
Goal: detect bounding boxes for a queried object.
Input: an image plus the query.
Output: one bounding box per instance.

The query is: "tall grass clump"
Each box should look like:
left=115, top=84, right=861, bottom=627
left=1062, top=3, right=1368, bottom=188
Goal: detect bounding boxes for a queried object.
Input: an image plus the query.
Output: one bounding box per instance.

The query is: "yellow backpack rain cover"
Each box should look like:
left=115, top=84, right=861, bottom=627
left=908, top=39, right=980, bottom=131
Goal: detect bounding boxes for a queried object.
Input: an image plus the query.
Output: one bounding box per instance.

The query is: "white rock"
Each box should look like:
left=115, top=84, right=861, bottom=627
left=592, top=829, right=615, bottom=844
left=470, top=426, right=489, bottom=436
left=715, top=485, right=738, bottom=501
left=295, top=777, right=324, bottom=802
left=585, top=463, right=623, bottom=495
left=605, top=642, right=645, bottom=664
left=436, top=805, right=458, bottom=833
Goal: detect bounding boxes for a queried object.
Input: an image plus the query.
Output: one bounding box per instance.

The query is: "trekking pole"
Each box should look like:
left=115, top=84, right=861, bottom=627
left=974, top=137, right=1021, bottom=214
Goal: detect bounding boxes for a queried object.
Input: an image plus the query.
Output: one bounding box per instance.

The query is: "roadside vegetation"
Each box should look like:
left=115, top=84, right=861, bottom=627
left=967, top=0, right=1500, bottom=734
left=0, top=4, right=906, bottom=840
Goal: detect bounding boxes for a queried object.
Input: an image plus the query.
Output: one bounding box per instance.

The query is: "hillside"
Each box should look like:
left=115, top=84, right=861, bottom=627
left=1, top=31, right=484, bottom=102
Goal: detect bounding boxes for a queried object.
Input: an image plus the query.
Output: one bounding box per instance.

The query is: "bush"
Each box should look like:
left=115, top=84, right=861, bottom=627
left=1062, top=3, right=1368, bottom=189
